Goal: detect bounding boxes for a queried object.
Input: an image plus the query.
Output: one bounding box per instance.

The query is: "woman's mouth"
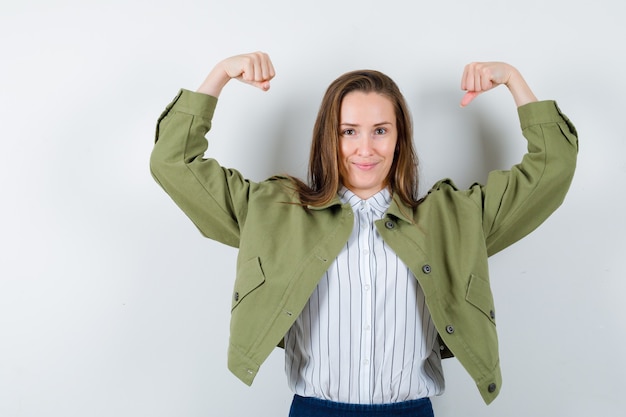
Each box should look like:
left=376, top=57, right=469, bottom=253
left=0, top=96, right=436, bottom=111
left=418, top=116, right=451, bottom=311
left=353, top=162, right=378, bottom=171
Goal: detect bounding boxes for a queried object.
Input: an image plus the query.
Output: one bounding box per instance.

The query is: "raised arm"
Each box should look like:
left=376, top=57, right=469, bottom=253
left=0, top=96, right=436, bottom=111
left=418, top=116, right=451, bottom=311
left=150, top=52, right=276, bottom=247
left=455, top=62, right=578, bottom=254
left=459, top=62, right=538, bottom=108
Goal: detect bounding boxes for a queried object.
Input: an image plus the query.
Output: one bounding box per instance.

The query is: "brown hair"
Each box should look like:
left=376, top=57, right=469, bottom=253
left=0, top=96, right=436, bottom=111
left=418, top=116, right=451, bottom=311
left=291, top=69, right=420, bottom=208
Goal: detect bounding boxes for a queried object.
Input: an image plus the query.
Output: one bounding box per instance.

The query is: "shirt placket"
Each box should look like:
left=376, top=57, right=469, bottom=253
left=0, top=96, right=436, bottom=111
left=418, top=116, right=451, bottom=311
left=358, top=200, right=374, bottom=401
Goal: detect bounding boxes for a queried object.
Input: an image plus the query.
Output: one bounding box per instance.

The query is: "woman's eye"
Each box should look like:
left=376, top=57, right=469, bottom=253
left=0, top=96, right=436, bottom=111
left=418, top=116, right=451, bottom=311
left=342, top=129, right=355, bottom=136
left=375, top=128, right=387, bottom=135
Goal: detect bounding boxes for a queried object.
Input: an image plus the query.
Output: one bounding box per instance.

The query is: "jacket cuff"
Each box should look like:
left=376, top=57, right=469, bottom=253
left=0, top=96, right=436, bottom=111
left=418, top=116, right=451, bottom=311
left=518, top=100, right=565, bottom=128
left=518, top=100, right=578, bottom=139
left=169, top=88, right=218, bottom=117
left=155, top=89, right=218, bottom=142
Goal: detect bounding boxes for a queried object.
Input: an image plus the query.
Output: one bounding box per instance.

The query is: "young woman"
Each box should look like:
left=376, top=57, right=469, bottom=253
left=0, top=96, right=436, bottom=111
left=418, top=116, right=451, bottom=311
left=150, top=52, right=578, bottom=417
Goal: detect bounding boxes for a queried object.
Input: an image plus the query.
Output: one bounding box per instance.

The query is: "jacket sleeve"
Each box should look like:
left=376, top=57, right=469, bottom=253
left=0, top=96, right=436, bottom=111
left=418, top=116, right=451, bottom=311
left=150, top=89, right=252, bottom=248
left=478, top=100, right=578, bottom=256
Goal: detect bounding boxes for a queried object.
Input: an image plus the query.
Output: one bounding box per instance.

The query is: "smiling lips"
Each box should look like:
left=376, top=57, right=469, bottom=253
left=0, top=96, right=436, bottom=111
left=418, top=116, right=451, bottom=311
left=352, top=161, right=380, bottom=171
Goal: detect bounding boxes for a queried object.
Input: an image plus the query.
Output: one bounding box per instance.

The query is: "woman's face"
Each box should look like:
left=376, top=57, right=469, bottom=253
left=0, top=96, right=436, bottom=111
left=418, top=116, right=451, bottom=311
left=338, top=91, right=398, bottom=199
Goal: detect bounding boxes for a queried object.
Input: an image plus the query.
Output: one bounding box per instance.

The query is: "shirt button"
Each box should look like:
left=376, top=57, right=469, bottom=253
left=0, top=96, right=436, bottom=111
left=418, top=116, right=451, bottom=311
left=422, top=264, right=431, bottom=274
left=364, top=284, right=370, bottom=291
left=385, top=220, right=395, bottom=229
left=446, top=325, right=455, bottom=334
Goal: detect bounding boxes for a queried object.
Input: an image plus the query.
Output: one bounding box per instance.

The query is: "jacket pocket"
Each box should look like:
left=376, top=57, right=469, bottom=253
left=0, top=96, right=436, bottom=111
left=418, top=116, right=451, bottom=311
left=465, top=274, right=496, bottom=324
left=231, top=257, right=266, bottom=310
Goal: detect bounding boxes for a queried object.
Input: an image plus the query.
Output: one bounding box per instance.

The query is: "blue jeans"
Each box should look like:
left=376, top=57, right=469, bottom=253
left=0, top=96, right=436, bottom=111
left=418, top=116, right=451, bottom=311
left=288, top=395, right=434, bottom=417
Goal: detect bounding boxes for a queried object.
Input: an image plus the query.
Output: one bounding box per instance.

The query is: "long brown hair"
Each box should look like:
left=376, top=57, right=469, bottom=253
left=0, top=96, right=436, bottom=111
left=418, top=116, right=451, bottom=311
left=291, top=69, right=420, bottom=208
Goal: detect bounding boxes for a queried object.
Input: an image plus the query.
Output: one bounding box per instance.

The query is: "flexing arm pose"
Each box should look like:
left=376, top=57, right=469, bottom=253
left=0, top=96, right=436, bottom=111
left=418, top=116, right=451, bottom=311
left=195, top=51, right=536, bottom=109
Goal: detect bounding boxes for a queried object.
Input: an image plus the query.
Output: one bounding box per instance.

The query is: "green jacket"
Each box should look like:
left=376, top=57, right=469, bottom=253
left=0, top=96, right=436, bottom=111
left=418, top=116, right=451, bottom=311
left=150, top=89, right=578, bottom=404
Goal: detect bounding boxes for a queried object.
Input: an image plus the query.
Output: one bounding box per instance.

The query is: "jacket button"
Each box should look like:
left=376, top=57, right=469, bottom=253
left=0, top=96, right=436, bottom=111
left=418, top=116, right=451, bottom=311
left=488, top=383, right=497, bottom=393
left=490, top=310, right=496, bottom=319
left=385, top=220, right=395, bottom=229
left=446, top=325, right=455, bottom=334
left=234, top=292, right=239, bottom=302
left=422, top=264, right=431, bottom=274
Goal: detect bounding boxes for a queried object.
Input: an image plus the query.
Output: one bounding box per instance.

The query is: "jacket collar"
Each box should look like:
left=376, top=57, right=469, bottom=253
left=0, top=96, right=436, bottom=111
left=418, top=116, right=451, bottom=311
left=386, top=194, right=415, bottom=224
left=306, top=196, right=343, bottom=211
left=306, top=189, right=416, bottom=225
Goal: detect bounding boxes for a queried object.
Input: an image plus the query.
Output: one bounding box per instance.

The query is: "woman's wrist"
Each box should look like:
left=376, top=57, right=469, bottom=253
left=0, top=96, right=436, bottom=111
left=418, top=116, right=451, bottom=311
left=505, top=69, right=538, bottom=107
left=197, top=63, right=231, bottom=97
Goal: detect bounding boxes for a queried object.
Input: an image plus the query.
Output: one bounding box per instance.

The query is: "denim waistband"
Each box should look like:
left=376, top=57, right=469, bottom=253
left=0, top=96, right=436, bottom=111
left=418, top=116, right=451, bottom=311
left=289, top=394, right=434, bottom=417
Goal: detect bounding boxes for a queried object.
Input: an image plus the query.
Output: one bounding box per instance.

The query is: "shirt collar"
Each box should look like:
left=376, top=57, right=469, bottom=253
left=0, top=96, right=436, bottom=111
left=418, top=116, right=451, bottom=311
left=339, top=186, right=392, bottom=215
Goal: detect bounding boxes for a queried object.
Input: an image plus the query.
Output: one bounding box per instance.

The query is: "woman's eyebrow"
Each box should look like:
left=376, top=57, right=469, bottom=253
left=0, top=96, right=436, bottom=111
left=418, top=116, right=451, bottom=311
left=339, top=121, right=393, bottom=126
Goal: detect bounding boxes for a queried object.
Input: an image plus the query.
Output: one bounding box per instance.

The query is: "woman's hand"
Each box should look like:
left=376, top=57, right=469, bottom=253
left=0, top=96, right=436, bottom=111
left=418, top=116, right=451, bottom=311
left=460, top=62, right=537, bottom=108
left=197, top=51, right=276, bottom=97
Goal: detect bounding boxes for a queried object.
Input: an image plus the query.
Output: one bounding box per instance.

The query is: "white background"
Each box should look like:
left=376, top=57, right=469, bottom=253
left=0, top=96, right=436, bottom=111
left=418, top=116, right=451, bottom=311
left=1, top=1, right=624, bottom=416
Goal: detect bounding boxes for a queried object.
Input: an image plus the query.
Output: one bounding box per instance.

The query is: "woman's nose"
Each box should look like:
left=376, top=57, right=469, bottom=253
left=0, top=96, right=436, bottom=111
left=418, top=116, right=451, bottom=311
left=356, top=138, right=373, bottom=156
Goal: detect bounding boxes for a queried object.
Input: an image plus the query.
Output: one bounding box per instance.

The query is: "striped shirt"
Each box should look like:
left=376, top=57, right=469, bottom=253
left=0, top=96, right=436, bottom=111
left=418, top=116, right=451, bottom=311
left=284, top=187, right=444, bottom=404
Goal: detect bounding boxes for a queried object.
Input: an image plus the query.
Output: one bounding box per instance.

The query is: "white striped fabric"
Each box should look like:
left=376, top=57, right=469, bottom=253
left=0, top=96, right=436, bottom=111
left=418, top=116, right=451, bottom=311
left=284, top=187, right=444, bottom=404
